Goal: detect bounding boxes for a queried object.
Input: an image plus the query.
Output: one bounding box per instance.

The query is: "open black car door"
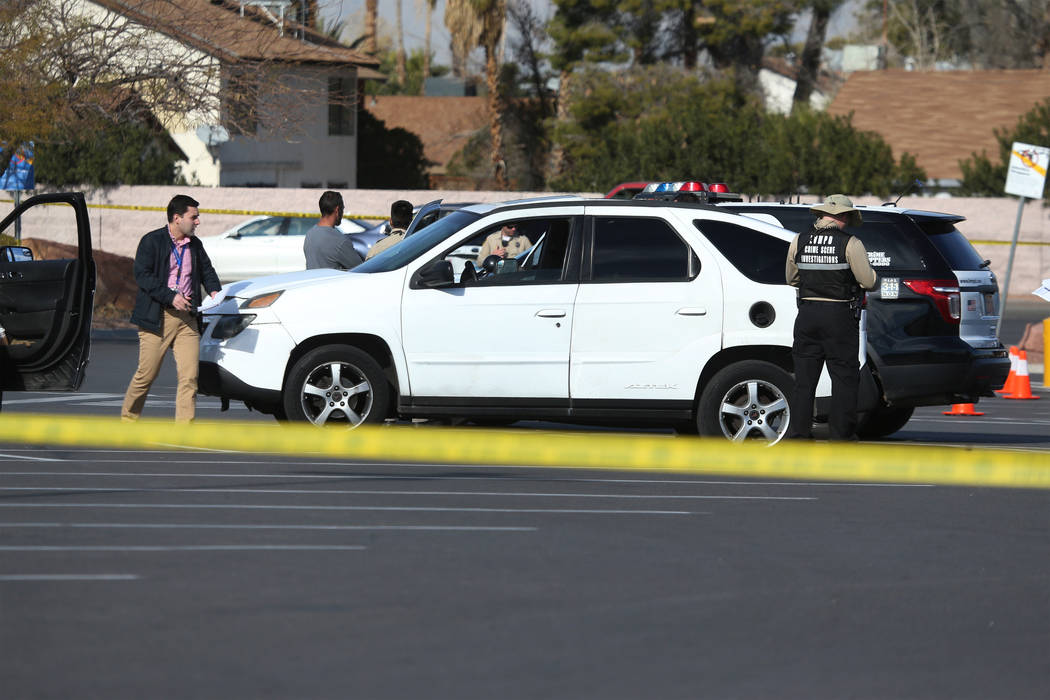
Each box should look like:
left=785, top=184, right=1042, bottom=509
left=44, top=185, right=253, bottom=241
left=0, top=192, right=95, bottom=392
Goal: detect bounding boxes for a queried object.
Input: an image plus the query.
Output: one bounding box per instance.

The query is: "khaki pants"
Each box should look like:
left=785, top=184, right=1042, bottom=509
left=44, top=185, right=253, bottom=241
left=121, top=308, right=200, bottom=422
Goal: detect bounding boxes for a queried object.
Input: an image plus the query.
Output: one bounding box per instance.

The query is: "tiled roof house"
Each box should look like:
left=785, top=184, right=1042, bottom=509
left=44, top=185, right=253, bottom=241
left=87, top=0, right=381, bottom=187
left=827, top=70, right=1050, bottom=182
left=364, top=96, right=489, bottom=186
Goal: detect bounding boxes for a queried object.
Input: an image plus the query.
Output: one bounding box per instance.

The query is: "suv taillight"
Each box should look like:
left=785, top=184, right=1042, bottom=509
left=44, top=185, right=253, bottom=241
left=903, top=279, right=960, bottom=324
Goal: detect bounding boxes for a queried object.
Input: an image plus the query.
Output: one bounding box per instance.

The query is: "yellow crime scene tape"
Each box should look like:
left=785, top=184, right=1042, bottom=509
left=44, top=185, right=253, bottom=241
left=0, top=199, right=386, bottom=221
left=1, top=412, right=1049, bottom=490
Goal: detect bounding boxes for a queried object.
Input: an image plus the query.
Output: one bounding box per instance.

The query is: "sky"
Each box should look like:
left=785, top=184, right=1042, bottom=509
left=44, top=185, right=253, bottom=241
left=317, top=0, right=865, bottom=71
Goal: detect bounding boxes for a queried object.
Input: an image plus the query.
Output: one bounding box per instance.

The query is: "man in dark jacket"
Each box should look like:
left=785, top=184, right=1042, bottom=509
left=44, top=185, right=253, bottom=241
left=121, top=194, right=222, bottom=422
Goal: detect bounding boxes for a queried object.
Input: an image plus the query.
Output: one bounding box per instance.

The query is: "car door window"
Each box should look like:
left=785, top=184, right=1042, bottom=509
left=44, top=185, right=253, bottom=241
left=589, top=217, right=698, bottom=282
left=284, top=218, right=316, bottom=236
left=694, top=219, right=788, bottom=284
left=449, top=218, right=576, bottom=286
left=238, top=217, right=285, bottom=237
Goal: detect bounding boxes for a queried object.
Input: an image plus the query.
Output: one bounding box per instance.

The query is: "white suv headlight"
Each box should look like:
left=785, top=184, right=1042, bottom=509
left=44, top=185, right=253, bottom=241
left=210, top=314, right=256, bottom=339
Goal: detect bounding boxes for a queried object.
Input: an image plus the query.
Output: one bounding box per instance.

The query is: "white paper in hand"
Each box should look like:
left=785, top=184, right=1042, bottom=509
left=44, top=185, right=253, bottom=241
left=197, top=293, right=223, bottom=312
left=1032, top=279, right=1050, bottom=303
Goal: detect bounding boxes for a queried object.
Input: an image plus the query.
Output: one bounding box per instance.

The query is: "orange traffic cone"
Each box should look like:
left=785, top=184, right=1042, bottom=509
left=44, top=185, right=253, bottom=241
left=943, top=403, right=984, bottom=416
left=1003, top=351, right=1040, bottom=400
left=996, top=346, right=1019, bottom=394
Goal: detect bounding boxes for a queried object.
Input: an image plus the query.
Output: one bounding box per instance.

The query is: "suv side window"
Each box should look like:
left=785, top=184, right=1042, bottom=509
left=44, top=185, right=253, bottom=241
left=589, top=217, right=698, bottom=282
left=447, top=217, right=576, bottom=286
left=694, top=219, right=788, bottom=284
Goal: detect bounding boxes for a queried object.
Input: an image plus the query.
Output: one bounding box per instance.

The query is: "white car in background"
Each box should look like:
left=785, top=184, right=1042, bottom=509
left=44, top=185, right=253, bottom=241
left=203, top=215, right=383, bottom=282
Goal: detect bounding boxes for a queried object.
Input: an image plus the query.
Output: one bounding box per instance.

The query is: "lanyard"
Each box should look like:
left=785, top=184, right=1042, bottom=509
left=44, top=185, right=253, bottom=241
left=170, top=239, right=186, bottom=286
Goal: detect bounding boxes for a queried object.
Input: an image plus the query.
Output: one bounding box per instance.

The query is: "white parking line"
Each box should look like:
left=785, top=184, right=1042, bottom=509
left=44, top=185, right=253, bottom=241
left=0, top=522, right=537, bottom=532
left=0, top=453, right=65, bottom=462
left=0, top=574, right=140, bottom=581
left=0, top=393, right=120, bottom=405
left=0, top=545, right=366, bottom=551
left=0, top=469, right=933, bottom=488
left=0, top=486, right=815, bottom=501
left=150, top=443, right=249, bottom=454
left=0, top=502, right=695, bottom=515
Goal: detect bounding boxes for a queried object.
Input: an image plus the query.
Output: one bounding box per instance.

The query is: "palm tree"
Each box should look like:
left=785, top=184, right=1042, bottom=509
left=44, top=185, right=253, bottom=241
left=445, top=0, right=508, bottom=189
left=365, top=0, right=378, bottom=54
left=793, top=0, right=842, bottom=111
left=421, top=0, right=437, bottom=93
left=396, top=0, right=408, bottom=85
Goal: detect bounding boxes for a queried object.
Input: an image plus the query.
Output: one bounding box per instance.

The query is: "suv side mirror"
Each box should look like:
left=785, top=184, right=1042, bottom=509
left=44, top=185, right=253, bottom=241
left=411, top=259, right=454, bottom=289
left=0, top=246, right=33, bottom=262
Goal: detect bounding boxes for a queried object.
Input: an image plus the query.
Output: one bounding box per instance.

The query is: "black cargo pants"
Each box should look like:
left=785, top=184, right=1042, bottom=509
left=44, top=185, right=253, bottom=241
left=788, top=300, right=860, bottom=440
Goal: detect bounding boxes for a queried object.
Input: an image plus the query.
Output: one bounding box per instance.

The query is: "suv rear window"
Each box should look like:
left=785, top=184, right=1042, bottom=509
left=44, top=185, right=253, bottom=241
left=912, top=219, right=987, bottom=270
left=693, top=219, right=787, bottom=284
left=723, top=206, right=932, bottom=272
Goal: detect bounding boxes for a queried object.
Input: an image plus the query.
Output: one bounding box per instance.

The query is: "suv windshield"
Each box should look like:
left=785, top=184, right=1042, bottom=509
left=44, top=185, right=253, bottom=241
left=355, top=210, right=483, bottom=272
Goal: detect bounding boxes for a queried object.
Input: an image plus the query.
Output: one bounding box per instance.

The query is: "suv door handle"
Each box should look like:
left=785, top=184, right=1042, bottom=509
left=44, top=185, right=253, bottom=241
left=676, top=307, right=707, bottom=316
left=536, top=309, right=566, bottom=318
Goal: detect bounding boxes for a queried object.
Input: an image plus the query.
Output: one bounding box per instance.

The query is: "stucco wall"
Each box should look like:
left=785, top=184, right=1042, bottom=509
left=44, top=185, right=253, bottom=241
left=2, top=187, right=1048, bottom=298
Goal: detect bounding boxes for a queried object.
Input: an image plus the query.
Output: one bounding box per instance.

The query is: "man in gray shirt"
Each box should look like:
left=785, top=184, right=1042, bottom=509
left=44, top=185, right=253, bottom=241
left=304, top=191, right=363, bottom=270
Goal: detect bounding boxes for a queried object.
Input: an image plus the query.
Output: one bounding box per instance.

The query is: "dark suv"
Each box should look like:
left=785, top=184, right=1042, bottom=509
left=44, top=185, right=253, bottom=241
left=715, top=202, right=1010, bottom=437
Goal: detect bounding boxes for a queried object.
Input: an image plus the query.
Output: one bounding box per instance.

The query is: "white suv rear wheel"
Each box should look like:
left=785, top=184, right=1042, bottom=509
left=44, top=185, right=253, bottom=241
left=698, top=361, right=793, bottom=444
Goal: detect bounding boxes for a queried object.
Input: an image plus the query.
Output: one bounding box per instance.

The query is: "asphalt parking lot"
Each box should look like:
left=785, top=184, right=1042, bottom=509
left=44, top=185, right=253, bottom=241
left=1, top=308, right=1048, bottom=699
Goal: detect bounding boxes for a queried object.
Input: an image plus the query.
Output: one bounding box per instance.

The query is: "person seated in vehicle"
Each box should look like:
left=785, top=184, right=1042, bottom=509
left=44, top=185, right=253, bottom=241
left=476, top=222, right=532, bottom=265
left=365, top=200, right=414, bottom=260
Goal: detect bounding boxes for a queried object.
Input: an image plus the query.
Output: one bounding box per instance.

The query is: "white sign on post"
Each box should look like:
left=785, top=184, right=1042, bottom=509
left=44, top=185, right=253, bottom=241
left=1004, top=141, right=1049, bottom=199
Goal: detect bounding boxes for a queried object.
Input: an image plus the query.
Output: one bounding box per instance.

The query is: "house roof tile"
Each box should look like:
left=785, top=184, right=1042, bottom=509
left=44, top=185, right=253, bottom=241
left=90, top=0, right=378, bottom=67
left=364, top=96, right=489, bottom=172
left=827, top=69, right=1050, bottom=180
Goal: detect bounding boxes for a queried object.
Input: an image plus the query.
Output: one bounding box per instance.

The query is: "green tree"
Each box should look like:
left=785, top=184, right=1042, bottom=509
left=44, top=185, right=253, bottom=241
left=546, top=0, right=626, bottom=180
left=365, top=48, right=447, bottom=96
left=356, top=110, right=432, bottom=188
left=696, top=0, right=796, bottom=90
left=32, top=119, right=182, bottom=187
left=549, top=66, right=925, bottom=198
left=959, top=97, right=1050, bottom=196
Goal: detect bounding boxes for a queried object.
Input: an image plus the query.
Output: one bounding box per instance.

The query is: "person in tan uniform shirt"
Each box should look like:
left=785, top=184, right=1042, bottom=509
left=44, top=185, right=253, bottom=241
left=365, top=199, right=414, bottom=260
left=784, top=194, right=877, bottom=441
left=476, top=223, right=532, bottom=265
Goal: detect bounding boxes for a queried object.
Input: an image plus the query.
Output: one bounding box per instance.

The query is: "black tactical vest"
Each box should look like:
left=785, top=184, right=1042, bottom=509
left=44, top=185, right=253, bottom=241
left=795, top=227, right=859, bottom=301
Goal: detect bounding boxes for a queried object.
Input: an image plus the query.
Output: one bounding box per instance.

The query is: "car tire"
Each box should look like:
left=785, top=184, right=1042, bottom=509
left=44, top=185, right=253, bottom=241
left=283, top=345, right=390, bottom=427
left=857, top=403, right=914, bottom=439
left=697, top=361, right=793, bottom=444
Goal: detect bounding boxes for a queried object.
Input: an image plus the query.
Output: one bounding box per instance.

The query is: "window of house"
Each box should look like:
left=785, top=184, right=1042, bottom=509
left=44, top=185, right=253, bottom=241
left=328, top=77, right=355, bottom=136
left=590, top=217, right=698, bottom=282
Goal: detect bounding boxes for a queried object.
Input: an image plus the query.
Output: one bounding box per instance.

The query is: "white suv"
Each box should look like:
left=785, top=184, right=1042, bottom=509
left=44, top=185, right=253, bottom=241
left=199, top=197, right=852, bottom=442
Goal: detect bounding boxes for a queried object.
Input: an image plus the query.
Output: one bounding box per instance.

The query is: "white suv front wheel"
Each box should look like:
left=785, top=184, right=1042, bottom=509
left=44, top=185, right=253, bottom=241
left=283, top=345, right=391, bottom=427
left=697, top=361, right=793, bottom=444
